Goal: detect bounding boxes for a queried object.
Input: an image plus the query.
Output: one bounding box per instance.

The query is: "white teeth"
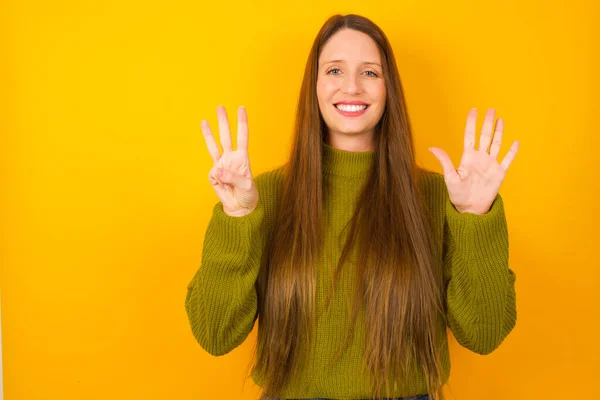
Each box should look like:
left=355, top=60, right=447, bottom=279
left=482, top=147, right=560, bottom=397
left=336, top=104, right=367, bottom=112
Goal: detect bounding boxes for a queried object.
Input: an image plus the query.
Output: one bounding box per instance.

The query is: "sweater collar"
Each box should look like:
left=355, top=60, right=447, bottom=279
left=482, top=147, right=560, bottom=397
left=322, top=140, right=375, bottom=178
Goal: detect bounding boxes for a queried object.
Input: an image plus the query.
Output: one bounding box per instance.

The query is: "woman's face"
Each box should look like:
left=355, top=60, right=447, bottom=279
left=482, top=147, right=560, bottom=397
left=317, top=29, right=386, bottom=145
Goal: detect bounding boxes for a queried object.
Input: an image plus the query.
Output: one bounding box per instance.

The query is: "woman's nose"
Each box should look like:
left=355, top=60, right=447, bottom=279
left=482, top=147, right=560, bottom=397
left=341, top=73, right=361, bottom=94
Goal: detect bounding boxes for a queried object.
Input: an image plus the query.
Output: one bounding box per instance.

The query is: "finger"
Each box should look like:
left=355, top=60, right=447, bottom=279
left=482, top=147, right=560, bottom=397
left=208, top=166, right=235, bottom=188
left=429, top=147, right=456, bottom=177
left=478, top=108, right=496, bottom=153
left=200, top=120, right=222, bottom=164
left=219, top=168, right=252, bottom=190
left=464, top=108, right=477, bottom=150
left=499, top=140, right=520, bottom=171
left=237, top=106, right=249, bottom=152
left=208, top=166, right=222, bottom=186
left=489, top=118, right=504, bottom=160
left=208, top=169, right=232, bottom=194
left=217, top=105, right=233, bottom=152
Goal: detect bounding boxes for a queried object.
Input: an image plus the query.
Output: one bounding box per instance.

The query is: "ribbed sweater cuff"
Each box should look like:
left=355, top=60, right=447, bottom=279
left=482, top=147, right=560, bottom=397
left=202, top=200, right=265, bottom=272
left=212, top=200, right=265, bottom=232
left=444, top=193, right=509, bottom=280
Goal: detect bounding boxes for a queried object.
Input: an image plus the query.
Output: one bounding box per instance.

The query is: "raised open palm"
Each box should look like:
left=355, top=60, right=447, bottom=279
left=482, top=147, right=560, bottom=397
left=429, top=108, right=520, bottom=215
left=201, top=105, right=258, bottom=217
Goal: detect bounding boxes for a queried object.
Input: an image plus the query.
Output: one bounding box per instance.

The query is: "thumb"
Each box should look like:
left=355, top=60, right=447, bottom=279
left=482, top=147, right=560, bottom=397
left=217, top=168, right=251, bottom=189
left=428, top=147, right=456, bottom=177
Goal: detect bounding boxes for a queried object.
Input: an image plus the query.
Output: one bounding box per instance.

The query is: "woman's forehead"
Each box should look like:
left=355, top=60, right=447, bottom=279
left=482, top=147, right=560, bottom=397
left=319, top=30, right=381, bottom=65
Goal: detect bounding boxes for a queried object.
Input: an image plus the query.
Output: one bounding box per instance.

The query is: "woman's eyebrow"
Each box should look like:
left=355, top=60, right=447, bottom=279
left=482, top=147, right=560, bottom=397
left=321, top=59, right=382, bottom=67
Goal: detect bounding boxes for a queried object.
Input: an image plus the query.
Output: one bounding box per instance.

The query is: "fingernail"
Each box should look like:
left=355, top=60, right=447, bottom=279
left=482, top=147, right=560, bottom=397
left=239, top=105, right=244, bottom=109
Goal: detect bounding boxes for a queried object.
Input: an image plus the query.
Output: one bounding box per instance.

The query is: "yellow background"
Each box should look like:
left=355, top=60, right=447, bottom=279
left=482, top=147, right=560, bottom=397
left=1, top=0, right=598, bottom=399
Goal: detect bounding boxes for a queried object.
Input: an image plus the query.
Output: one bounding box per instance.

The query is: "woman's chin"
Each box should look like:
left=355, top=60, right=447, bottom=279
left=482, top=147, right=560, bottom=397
left=335, top=125, right=372, bottom=135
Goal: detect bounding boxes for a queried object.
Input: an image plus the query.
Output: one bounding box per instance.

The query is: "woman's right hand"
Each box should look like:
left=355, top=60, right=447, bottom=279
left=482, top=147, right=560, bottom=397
left=201, top=105, right=259, bottom=217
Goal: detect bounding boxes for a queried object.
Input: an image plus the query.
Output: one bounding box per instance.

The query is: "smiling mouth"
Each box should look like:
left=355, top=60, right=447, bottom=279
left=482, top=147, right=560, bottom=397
left=334, top=104, right=369, bottom=112
left=334, top=103, right=369, bottom=116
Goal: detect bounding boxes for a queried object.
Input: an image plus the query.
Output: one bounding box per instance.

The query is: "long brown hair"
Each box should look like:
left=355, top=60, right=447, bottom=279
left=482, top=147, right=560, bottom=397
left=248, top=14, right=448, bottom=400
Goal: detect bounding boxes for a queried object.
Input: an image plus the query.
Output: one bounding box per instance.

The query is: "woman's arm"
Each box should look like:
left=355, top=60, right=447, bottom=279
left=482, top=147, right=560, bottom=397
left=185, top=191, right=266, bottom=356
left=443, top=193, right=517, bottom=355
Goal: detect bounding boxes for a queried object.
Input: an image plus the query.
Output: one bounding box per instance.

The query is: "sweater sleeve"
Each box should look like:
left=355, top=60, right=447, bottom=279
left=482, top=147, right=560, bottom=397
left=443, top=193, right=517, bottom=355
left=185, top=196, right=266, bottom=356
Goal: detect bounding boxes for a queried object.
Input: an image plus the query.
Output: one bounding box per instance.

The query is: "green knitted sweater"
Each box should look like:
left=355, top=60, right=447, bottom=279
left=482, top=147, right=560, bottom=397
left=185, top=141, right=517, bottom=399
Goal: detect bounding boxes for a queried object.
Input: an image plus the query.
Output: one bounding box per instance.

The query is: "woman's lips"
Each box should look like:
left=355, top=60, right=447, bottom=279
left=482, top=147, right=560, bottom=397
left=334, top=104, right=369, bottom=117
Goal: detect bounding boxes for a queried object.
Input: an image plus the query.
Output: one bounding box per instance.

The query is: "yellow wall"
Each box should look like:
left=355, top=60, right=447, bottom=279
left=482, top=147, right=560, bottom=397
left=1, top=0, right=598, bottom=399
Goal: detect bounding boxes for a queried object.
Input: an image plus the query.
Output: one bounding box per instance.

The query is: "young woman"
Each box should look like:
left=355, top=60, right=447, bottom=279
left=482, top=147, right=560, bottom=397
left=185, top=14, right=519, bottom=400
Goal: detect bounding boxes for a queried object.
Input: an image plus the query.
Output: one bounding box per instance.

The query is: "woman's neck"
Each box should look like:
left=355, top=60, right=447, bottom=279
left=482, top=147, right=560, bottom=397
left=322, top=140, right=375, bottom=179
left=324, top=132, right=376, bottom=152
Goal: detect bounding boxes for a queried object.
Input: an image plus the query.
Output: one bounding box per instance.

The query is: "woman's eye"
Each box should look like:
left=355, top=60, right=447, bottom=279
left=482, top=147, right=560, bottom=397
left=326, top=68, right=378, bottom=77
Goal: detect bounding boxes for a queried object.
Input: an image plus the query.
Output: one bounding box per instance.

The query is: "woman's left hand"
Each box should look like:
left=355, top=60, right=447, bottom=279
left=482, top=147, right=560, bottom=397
left=429, top=108, right=520, bottom=215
